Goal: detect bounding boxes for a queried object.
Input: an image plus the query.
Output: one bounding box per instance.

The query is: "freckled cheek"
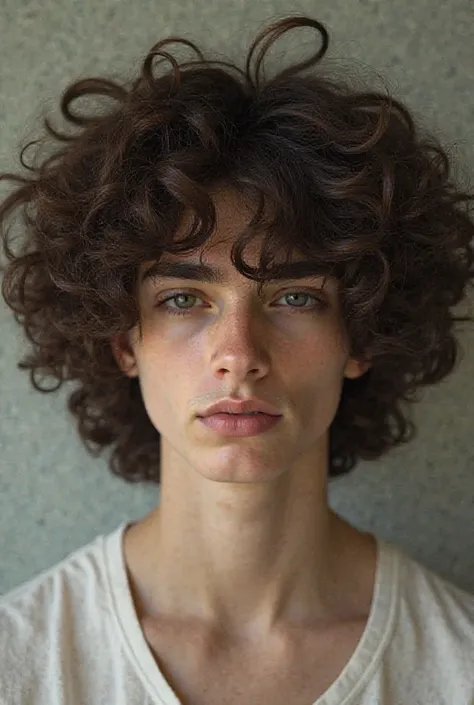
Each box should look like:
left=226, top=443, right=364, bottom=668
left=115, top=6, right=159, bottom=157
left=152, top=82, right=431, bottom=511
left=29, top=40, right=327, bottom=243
left=140, top=340, right=198, bottom=384
left=291, top=333, right=344, bottom=374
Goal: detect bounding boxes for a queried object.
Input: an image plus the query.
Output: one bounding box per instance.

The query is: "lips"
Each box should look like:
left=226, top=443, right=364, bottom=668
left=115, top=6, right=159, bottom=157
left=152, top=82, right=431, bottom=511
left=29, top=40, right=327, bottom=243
left=199, top=410, right=282, bottom=436
left=199, top=398, right=282, bottom=418
left=215, top=411, right=264, bottom=416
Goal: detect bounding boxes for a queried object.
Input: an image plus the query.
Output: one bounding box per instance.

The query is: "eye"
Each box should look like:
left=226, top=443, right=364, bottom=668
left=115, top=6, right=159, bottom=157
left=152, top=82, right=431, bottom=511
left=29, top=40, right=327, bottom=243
left=275, top=291, right=329, bottom=313
left=156, top=292, right=201, bottom=316
left=154, top=290, right=328, bottom=317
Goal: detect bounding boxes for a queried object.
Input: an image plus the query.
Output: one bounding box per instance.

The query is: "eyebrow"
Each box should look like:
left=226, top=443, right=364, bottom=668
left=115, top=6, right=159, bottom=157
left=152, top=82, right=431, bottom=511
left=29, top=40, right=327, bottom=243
left=141, top=260, right=332, bottom=285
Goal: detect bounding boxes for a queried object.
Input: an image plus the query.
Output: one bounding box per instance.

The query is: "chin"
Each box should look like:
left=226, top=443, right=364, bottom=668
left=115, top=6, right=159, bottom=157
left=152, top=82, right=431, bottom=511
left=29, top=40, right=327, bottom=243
left=195, top=453, right=289, bottom=484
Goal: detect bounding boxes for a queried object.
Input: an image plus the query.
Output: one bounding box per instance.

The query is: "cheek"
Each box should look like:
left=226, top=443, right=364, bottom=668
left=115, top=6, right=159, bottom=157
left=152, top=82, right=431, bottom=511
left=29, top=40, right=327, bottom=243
left=134, top=322, right=346, bottom=431
left=133, top=346, right=182, bottom=430
left=290, top=341, right=347, bottom=422
left=139, top=376, right=181, bottom=436
left=291, top=328, right=346, bottom=378
left=135, top=331, right=205, bottom=433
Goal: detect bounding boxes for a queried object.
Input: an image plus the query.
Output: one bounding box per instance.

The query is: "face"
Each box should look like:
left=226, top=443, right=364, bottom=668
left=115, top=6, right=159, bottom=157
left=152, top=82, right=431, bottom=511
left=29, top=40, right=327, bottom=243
left=112, top=188, right=370, bottom=484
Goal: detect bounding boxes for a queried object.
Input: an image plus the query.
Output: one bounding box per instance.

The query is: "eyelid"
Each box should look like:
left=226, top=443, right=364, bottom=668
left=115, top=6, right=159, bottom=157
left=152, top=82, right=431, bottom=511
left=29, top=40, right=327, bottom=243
left=154, top=285, right=327, bottom=298
left=154, top=280, right=328, bottom=293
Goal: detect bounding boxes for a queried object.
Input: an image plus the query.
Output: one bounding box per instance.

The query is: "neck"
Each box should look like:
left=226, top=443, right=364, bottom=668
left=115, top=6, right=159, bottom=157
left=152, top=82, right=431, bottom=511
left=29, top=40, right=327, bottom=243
left=124, top=440, right=375, bottom=641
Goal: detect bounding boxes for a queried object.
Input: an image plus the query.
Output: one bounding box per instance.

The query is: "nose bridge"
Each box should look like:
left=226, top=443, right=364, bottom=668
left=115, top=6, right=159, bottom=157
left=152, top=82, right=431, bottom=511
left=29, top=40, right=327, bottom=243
left=210, top=293, right=269, bottom=375
left=217, top=293, right=263, bottom=347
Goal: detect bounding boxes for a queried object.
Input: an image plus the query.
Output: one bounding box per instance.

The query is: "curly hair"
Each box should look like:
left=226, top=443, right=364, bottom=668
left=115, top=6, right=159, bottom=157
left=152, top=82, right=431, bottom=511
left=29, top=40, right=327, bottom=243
left=1, top=15, right=473, bottom=484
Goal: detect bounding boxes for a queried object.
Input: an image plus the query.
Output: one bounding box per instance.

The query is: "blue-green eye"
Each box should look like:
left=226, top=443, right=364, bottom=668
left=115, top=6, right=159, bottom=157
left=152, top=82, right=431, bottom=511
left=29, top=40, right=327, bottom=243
left=155, top=291, right=328, bottom=317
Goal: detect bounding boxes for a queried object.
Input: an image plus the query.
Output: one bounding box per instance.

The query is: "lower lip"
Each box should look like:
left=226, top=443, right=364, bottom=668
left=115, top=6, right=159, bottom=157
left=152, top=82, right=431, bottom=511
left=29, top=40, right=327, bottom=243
left=198, top=413, right=282, bottom=437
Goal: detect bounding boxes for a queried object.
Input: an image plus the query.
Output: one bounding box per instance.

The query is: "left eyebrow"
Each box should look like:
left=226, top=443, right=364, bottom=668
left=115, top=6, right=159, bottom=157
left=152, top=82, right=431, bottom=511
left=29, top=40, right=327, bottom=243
left=141, top=260, right=332, bottom=285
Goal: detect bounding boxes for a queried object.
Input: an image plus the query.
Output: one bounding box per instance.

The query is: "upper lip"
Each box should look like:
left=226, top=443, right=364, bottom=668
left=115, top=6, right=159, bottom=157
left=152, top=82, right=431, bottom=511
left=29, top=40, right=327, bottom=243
left=198, top=398, right=282, bottom=417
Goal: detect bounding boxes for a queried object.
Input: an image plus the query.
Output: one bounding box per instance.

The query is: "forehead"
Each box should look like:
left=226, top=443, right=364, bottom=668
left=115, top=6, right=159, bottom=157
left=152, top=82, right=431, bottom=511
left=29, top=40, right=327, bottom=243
left=139, top=186, right=337, bottom=289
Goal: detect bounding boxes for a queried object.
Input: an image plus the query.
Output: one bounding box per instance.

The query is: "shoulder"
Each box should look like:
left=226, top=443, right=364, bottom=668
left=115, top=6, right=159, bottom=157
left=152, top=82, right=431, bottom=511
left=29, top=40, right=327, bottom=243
left=0, top=530, right=108, bottom=618
left=392, top=542, right=474, bottom=634
left=0, top=531, right=112, bottom=702
left=380, top=539, right=474, bottom=701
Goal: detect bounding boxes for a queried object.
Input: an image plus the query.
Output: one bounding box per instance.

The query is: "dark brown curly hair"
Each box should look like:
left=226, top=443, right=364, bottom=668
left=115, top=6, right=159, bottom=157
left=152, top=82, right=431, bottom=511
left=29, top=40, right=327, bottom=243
left=1, top=15, right=473, bottom=484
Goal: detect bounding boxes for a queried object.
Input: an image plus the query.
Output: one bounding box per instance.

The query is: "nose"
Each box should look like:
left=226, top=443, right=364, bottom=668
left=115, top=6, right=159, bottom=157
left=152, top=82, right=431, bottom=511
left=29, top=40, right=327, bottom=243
left=208, top=305, right=270, bottom=382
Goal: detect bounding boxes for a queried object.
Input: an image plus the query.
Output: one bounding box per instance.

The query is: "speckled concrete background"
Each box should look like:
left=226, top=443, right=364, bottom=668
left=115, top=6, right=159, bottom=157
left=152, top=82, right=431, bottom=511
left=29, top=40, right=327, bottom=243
left=1, top=0, right=473, bottom=595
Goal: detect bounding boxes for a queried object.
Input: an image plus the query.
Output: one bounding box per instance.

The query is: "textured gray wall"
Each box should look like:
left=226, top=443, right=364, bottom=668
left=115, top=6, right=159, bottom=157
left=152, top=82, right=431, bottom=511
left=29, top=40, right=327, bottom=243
left=1, top=0, right=473, bottom=595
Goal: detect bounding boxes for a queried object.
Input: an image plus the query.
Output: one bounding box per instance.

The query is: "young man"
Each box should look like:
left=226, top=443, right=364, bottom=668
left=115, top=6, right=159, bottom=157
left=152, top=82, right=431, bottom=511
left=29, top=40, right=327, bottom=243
left=1, top=14, right=474, bottom=705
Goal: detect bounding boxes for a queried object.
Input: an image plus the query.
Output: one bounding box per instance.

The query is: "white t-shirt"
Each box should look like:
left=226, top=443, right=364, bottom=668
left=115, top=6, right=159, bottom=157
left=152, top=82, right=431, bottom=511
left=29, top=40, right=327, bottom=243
left=1, top=521, right=473, bottom=704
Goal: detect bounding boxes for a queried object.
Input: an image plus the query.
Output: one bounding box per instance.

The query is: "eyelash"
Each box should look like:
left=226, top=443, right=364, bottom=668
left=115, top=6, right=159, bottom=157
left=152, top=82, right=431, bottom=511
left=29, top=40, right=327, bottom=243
left=154, top=290, right=328, bottom=317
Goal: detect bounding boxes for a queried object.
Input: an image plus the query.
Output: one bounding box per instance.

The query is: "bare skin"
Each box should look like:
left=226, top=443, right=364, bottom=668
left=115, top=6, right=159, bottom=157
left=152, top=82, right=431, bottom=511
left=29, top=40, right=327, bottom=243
left=112, top=186, right=376, bottom=703
left=124, top=513, right=376, bottom=705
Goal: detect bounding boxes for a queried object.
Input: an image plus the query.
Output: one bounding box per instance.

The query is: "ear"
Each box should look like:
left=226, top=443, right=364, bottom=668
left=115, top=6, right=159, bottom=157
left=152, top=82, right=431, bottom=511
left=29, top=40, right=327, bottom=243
left=111, top=332, right=139, bottom=378
left=343, top=356, right=372, bottom=380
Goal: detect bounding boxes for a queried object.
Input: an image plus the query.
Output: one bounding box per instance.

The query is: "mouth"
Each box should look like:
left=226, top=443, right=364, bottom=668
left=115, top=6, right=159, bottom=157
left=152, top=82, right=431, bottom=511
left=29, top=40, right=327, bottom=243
left=198, top=411, right=282, bottom=437
left=198, top=398, right=282, bottom=418
left=197, top=411, right=280, bottom=419
left=211, top=411, right=267, bottom=416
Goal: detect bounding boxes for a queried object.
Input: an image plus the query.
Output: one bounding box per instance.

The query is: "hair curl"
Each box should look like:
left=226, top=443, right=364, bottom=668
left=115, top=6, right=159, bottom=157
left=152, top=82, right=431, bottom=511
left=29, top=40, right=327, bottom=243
left=1, top=15, right=473, bottom=484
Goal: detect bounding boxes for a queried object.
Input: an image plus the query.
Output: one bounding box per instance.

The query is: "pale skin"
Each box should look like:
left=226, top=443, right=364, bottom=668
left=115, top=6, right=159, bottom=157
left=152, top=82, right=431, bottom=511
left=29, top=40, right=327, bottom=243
left=112, top=187, right=377, bottom=702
